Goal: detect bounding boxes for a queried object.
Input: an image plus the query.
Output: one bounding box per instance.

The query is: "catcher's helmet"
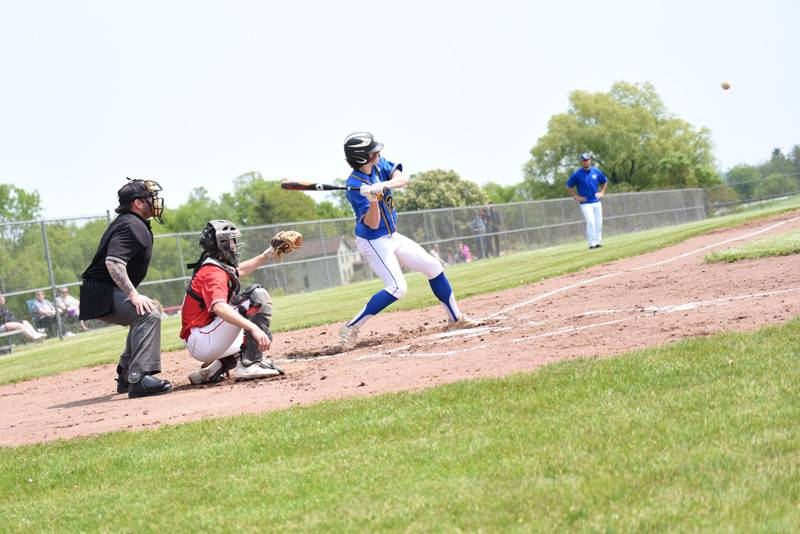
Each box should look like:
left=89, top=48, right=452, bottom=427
left=200, top=220, right=242, bottom=267
left=344, top=132, right=384, bottom=168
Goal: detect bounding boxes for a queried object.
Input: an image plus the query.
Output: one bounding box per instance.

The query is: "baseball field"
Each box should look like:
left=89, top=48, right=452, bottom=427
left=1, top=198, right=799, bottom=530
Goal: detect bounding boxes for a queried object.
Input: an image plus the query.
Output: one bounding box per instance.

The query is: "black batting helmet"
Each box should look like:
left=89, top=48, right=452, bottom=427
left=344, top=132, right=383, bottom=168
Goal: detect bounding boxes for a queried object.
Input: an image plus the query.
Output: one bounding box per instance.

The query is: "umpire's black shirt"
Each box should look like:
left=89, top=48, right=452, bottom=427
left=79, top=212, right=153, bottom=320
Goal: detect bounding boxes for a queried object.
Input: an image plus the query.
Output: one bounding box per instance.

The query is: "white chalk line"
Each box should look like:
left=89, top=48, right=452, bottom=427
left=576, top=287, right=799, bottom=318
left=629, top=217, right=797, bottom=271
left=485, top=216, right=798, bottom=320
left=355, top=287, right=799, bottom=360
left=285, top=216, right=799, bottom=364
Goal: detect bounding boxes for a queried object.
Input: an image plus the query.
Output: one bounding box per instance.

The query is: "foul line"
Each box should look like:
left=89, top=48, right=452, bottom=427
left=356, top=286, right=799, bottom=361
left=485, top=216, right=797, bottom=319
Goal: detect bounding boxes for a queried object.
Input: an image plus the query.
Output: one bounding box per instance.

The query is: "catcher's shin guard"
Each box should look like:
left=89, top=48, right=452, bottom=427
left=236, top=284, right=274, bottom=367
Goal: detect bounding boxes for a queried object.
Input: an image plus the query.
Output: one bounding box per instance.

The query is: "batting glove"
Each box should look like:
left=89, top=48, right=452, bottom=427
left=360, top=183, right=383, bottom=201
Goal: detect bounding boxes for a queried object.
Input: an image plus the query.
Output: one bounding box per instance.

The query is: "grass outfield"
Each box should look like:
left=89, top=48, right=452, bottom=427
left=0, top=196, right=798, bottom=386
left=1, top=319, right=798, bottom=531
left=705, top=228, right=800, bottom=263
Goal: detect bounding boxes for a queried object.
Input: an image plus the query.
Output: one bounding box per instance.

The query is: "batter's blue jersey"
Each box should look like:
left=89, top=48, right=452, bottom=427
left=345, top=157, right=402, bottom=240
left=567, top=166, right=607, bottom=204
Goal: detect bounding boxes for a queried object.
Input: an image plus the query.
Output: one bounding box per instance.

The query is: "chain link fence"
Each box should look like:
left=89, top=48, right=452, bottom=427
left=1, top=175, right=797, bottom=349
left=704, top=171, right=800, bottom=214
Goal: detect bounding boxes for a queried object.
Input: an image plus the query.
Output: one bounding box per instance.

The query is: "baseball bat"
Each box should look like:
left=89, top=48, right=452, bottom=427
left=281, top=180, right=360, bottom=192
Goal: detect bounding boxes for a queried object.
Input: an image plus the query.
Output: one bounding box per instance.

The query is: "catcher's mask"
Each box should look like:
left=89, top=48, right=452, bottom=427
left=117, top=178, right=165, bottom=224
left=200, top=220, right=243, bottom=267
left=344, top=132, right=383, bottom=168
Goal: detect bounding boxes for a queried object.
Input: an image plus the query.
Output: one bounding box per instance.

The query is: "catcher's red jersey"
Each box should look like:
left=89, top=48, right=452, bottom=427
left=180, top=266, right=233, bottom=340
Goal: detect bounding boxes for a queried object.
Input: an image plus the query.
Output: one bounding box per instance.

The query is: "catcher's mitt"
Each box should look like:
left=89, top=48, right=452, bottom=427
left=271, top=230, right=303, bottom=256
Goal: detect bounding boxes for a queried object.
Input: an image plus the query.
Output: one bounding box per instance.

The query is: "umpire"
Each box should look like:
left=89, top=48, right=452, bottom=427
left=79, top=178, right=172, bottom=398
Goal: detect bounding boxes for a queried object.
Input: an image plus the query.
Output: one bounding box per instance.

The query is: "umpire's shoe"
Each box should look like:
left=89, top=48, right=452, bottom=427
left=127, top=372, right=173, bottom=398
left=116, top=366, right=130, bottom=394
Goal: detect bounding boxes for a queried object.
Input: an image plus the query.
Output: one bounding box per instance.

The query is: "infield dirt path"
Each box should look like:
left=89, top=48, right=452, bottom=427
left=2, top=211, right=799, bottom=446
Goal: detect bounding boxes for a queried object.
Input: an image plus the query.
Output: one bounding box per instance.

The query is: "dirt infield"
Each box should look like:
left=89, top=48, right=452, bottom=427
left=2, top=212, right=799, bottom=446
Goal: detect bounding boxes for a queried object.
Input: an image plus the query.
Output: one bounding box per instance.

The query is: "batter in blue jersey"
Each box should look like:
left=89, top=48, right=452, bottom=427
left=339, top=132, right=479, bottom=351
left=566, top=152, right=608, bottom=249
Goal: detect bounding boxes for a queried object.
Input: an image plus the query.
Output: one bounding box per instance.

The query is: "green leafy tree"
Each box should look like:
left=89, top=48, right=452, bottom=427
left=482, top=182, right=526, bottom=204
left=162, top=187, right=236, bottom=233
left=225, top=173, right=318, bottom=225
left=523, top=82, right=720, bottom=198
left=760, top=148, right=795, bottom=177
left=752, top=173, right=800, bottom=200
left=394, top=169, right=487, bottom=212
left=0, top=184, right=41, bottom=222
left=725, top=165, right=761, bottom=199
left=315, top=200, right=348, bottom=219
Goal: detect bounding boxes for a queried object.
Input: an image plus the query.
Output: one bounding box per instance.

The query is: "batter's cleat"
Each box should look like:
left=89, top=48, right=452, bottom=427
left=233, top=360, right=281, bottom=381
left=128, top=374, right=173, bottom=399
left=340, top=323, right=360, bottom=351
left=446, top=315, right=483, bottom=331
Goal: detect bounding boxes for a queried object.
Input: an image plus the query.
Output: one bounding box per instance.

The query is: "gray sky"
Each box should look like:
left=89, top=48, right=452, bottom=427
left=2, top=0, right=797, bottom=219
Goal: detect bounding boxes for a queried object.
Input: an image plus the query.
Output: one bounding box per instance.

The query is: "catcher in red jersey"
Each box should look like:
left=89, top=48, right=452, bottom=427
left=180, top=220, right=302, bottom=384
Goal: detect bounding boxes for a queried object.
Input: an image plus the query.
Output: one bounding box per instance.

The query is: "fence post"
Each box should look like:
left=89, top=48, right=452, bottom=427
left=319, top=222, right=333, bottom=287
left=176, top=236, right=186, bottom=277
left=40, top=221, right=64, bottom=341
left=520, top=203, right=530, bottom=245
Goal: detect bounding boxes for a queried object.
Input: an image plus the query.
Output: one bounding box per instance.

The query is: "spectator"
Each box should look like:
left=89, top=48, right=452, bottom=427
left=459, top=241, right=473, bottom=263
left=55, top=287, right=89, bottom=332
left=31, top=290, right=59, bottom=335
left=0, top=293, right=46, bottom=340
left=470, top=211, right=488, bottom=258
left=483, top=202, right=501, bottom=257
left=429, top=244, right=445, bottom=266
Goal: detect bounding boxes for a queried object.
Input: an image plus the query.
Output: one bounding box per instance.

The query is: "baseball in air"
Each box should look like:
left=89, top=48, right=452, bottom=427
left=721, top=81, right=731, bottom=90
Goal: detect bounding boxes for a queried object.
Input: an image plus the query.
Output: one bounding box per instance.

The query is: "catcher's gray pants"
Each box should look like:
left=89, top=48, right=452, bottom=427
left=99, top=287, right=162, bottom=380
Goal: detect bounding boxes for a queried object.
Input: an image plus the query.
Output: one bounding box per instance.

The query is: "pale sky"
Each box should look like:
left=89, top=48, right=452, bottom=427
left=1, top=0, right=797, bottom=219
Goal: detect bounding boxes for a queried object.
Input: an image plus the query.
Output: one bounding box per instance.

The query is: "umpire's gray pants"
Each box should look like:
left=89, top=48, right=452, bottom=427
left=99, top=287, right=162, bottom=379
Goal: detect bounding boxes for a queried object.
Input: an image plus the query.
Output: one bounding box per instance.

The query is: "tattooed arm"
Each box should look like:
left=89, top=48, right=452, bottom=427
left=105, top=259, right=155, bottom=315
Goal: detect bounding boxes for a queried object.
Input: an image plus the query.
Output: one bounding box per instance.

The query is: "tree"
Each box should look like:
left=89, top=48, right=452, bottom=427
left=315, top=200, right=348, bottom=219
left=162, top=187, right=236, bottom=233
left=0, top=184, right=41, bottom=222
left=482, top=182, right=526, bottom=204
left=725, top=164, right=761, bottom=199
left=752, top=173, right=800, bottom=200
left=225, top=173, right=318, bottom=225
left=394, top=169, right=487, bottom=212
left=523, top=82, right=720, bottom=198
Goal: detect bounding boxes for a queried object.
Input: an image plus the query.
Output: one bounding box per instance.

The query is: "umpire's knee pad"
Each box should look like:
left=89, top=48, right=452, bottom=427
left=138, top=308, right=162, bottom=324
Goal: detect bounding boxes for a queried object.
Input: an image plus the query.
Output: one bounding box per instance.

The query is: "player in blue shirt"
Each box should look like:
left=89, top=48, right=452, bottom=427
left=566, top=152, right=608, bottom=249
left=339, top=132, right=479, bottom=350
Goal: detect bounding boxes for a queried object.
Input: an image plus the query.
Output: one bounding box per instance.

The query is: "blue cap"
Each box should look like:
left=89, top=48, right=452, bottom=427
left=580, top=152, right=591, bottom=161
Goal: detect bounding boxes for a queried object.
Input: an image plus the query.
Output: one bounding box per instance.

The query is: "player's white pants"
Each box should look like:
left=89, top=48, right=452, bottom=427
left=579, top=202, right=603, bottom=247
left=185, top=301, right=251, bottom=365
left=356, top=233, right=444, bottom=298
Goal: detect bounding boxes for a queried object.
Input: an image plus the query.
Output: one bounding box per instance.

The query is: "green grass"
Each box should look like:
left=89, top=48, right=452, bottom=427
left=1, top=196, right=798, bottom=386
left=705, top=228, right=800, bottom=263
left=2, top=319, right=799, bottom=531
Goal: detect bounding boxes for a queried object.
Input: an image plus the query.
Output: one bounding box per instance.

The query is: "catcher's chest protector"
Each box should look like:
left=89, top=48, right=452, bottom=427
left=185, top=257, right=241, bottom=310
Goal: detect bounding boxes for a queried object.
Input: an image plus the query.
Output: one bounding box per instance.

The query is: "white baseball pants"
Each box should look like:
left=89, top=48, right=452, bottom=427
left=186, top=317, right=243, bottom=364
left=579, top=202, right=603, bottom=247
left=356, top=233, right=444, bottom=298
